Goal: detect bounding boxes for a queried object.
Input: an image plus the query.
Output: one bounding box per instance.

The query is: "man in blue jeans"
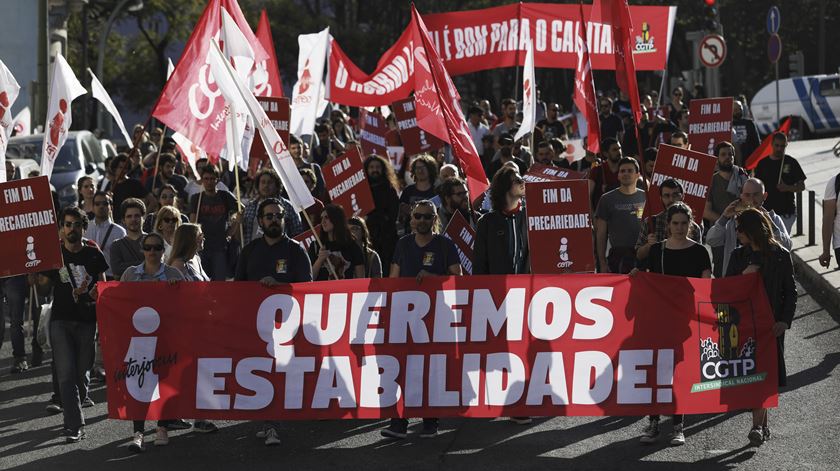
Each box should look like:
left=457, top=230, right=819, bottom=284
left=1, top=275, right=28, bottom=373
left=37, top=206, right=108, bottom=443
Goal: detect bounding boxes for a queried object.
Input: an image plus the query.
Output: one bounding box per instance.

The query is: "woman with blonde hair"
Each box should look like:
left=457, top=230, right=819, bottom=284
left=154, top=205, right=182, bottom=261
left=168, top=223, right=210, bottom=282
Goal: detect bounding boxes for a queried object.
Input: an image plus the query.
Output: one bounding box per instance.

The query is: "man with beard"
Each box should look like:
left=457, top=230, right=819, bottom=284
left=534, top=141, right=560, bottom=167
left=109, top=154, right=149, bottom=222
left=589, top=137, right=623, bottom=210
left=599, top=96, right=624, bottom=141
left=704, top=141, right=749, bottom=275
left=364, top=155, right=400, bottom=276
left=85, top=191, right=125, bottom=281
left=752, top=132, right=806, bottom=233
left=242, top=168, right=303, bottom=244
left=491, top=98, right=520, bottom=146
left=731, top=101, right=761, bottom=166
left=235, top=198, right=312, bottom=446
left=381, top=200, right=461, bottom=440
left=535, top=103, right=567, bottom=143
left=437, top=178, right=474, bottom=230
left=595, top=157, right=647, bottom=274
left=36, top=206, right=107, bottom=443
left=109, top=198, right=147, bottom=280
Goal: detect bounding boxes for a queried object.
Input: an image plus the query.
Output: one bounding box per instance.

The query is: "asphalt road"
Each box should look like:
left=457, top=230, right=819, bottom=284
left=1, top=281, right=838, bottom=471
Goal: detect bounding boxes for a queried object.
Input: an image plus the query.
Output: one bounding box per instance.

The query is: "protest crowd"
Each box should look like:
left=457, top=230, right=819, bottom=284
left=1, top=0, right=831, bottom=460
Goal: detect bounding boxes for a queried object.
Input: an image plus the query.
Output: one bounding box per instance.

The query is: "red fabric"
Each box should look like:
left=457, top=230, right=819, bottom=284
left=151, top=0, right=267, bottom=155
left=745, top=118, right=791, bottom=170
left=97, top=272, right=779, bottom=420
left=255, top=9, right=284, bottom=98
left=321, top=149, right=375, bottom=218
left=0, top=176, right=62, bottom=277
left=599, top=0, right=643, bottom=125
left=411, top=6, right=489, bottom=202
left=645, top=144, right=718, bottom=221
left=574, top=3, right=601, bottom=154
left=687, top=98, right=734, bottom=154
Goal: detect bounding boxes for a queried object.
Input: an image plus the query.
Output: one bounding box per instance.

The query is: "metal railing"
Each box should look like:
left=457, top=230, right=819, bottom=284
left=794, top=190, right=817, bottom=246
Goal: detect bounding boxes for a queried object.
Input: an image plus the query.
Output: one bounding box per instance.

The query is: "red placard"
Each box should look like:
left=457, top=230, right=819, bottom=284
left=391, top=97, right=446, bottom=156
left=322, top=152, right=375, bottom=218
left=525, top=180, right=595, bottom=273
left=688, top=97, right=733, bottom=155
left=646, top=144, right=718, bottom=220
left=293, top=225, right=321, bottom=252
left=96, top=272, right=778, bottom=420
left=0, top=176, right=62, bottom=277
left=358, top=109, right=389, bottom=156
left=250, top=97, right=290, bottom=172
left=442, top=211, right=475, bottom=275
left=523, top=163, right=587, bottom=183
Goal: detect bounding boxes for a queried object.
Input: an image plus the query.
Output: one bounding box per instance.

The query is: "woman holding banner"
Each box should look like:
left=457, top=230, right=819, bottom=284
left=634, top=202, right=711, bottom=446
left=168, top=224, right=210, bottom=282
left=726, top=208, right=796, bottom=447
left=309, top=204, right=365, bottom=280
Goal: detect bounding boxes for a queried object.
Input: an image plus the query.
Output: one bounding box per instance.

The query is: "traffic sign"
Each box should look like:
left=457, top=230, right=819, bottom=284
left=767, top=6, right=781, bottom=34
left=768, top=33, right=782, bottom=63
left=698, top=34, right=727, bottom=68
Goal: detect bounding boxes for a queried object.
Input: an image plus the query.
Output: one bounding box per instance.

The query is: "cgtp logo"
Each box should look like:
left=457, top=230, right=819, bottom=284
left=693, top=302, right=764, bottom=392
left=556, top=237, right=573, bottom=269
left=24, top=236, right=41, bottom=268
left=634, top=22, right=656, bottom=54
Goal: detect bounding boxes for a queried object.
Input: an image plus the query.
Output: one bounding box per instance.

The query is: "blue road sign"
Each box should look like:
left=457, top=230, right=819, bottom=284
left=767, top=6, right=781, bottom=34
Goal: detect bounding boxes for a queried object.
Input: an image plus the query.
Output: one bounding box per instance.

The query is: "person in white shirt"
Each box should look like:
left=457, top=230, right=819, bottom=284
left=467, top=106, right=490, bottom=155
left=84, top=191, right=126, bottom=280
left=819, top=173, right=840, bottom=269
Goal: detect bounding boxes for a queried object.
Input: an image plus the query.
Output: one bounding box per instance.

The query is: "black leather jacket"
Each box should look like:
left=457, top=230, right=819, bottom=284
left=726, top=244, right=796, bottom=327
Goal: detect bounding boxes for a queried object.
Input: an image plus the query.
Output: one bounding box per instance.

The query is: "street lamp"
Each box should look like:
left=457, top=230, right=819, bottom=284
left=95, top=0, right=143, bottom=135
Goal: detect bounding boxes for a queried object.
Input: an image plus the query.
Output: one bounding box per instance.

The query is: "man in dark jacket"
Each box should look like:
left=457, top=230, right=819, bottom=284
left=364, top=155, right=400, bottom=276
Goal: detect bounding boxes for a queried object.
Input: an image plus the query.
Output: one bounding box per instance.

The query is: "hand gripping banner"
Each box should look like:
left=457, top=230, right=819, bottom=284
left=97, top=273, right=778, bottom=420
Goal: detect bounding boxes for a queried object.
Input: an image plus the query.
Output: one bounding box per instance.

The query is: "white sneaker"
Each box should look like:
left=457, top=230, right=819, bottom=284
left=256, top=425, right=268, bottom=439
left=129, top=431, right=145, bottom=453
left=154, top=427, right=169, bottom=446
left=669, top=424, right=686, bottom=446
left=264, top=428, right=281, bottom=446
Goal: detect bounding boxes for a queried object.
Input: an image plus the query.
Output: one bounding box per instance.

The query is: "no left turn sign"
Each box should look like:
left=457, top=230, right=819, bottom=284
left=699, top=34, right=727, bottom=68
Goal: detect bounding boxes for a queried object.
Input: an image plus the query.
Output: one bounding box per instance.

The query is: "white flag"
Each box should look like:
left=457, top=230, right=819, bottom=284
left=208, top=39, right=315, bottom=211
left=220, top=7, right=256, bottom=171
left=171, top=131, right=204, bottom=179
left=290, top=28, right=329, bottom=137
left=41, top=53, right=86, bottom=178
left=0, top=59, right=21, bottom=183
left=167, top=58, right=175, bottom=80
left=87, top=69, right=132, bottom=146
left=514, top=40, right=536, bottom=143
left=12, top=107, right=31, bottom=137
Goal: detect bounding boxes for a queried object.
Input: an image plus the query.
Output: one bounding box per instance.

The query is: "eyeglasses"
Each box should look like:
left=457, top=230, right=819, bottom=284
left=262, top=212, right=284, bottom=221
left=142, top=244, right=164, bottom=252
left=162, top=217, right=178, bottom=223
left=451, top=191, right=468, bottom=197
left=94, top=201, right=110, bottom=206
left=413, top=213, right=434, bottom=220
left=63, top=221, right=83, bottom=229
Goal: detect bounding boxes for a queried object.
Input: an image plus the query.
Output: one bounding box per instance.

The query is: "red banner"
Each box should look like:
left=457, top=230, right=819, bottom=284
left=392, top=97, right=446, bottom=156
left=293, top=225, right=321, bottom=252
left=442, top=211, right=475, bottom=275
left=523, top=163, right=587, bottom=183
left=322, top=151, right=375, bottom=218
left=688, top=97, right=734, bottom=155
left=646, top=144, right=718, bottom=220
left=250, top=96, right=290, bottom=172
left=327, top=4, right=674, bottom=107
left=254, top=9, right=284, bottom=98
left=97, top=273, right=778, bottom=420
left=525, top=180, right=595, bottom=274
left=358, top=109, right=389, bottom=156
left=0, top=176, right=62, bottom=277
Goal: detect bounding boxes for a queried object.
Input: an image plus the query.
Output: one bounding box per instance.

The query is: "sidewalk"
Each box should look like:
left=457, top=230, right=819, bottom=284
left=785, top=137, right=840, bottom=316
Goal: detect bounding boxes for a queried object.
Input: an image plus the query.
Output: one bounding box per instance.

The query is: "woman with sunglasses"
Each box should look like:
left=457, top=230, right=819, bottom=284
left=309, top=204, right=365, bottom=280
left=667, top=86, right=686, bottom=124
left=153, top=206, right=182, bottom=261
left=726, top=208, right=796, bottom=447
left=348, top=216, right=382, bottom=278
left=168, top=223, right=210, bottom=282
left=143, top=184, right=186, bottom=233
left=77, top=176, right=96, bottom=220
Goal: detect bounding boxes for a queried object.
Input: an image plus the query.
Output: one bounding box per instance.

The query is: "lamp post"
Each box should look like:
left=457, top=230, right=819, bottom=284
left=95, top=0, right=143, bottom=135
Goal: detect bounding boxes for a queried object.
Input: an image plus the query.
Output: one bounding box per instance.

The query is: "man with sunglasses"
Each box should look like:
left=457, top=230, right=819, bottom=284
left=635, top=179, right=703, bottom=261
left=85, top=191, right=126, bottom=281
left=437, top=178, right=474, bottom=231
left=382, top=200, right=461, bottom=439
left=36, top=206, right=108, bottom=443
left=235, top=198, right=312, bottom=446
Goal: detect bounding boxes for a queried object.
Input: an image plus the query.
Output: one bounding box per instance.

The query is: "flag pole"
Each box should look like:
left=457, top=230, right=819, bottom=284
left=233, top=162, right=245, bottom=248
left=150, top=126, right=169, bottom=194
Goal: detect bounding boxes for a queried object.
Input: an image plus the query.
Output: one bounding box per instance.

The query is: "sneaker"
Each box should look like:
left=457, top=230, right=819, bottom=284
left=419, top=420, right=439, bottom=438
left=11, top=359, right=29, bottom=374
left=669, top=424, right=686, bottom=446
left=128, top=432, right=145, bottom=453
left=762, top=426, right=771, bottom=441
left=81, top=397, right=95, bottom=408
left=193, top=420, right=218, bottom=433
left=748, top=426, right=764, bottom=447
left=154, top=427, right=169, bottom=446
left=46, top=401, right=63, bottom=415
left=264, top=428, right=281, bottom=446
left=510, top=416, right=532, bottom=425
left=164, top=419, right=192, bottom=430
left=640, top=417, right=660, bottom=444
left=255, top=425, right=269, bottom=439
left=380, top=419, right=408, bottom=440
left=65, top=428, right=86, bottom=443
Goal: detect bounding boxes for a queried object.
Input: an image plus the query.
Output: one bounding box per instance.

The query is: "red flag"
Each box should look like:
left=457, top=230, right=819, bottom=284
left=410, top=6, right=489, bottom=202
left=574, top=3, right=601, bottom=154
left=600, top=0, right=642, bottom=125
left=151, top=0, right=268, bottom=156
left=744, top=118, right=791, bottom=170
left=254, top=9, right=283, bottom=98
